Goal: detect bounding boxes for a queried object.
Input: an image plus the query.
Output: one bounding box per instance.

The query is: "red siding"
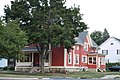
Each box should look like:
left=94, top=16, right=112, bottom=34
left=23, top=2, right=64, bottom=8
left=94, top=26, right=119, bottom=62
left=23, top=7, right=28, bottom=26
left=52, top=46, right=64, bottom=66
left=88, top=65, right=97, bottom=68
left=100, top=65, right=106, bottom=69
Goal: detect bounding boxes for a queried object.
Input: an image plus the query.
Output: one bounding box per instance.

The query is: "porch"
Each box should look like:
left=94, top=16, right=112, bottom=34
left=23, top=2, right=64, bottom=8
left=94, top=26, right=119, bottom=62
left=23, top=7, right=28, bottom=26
left=15, top=62, right=49, bottom=72
left=15, top=46, right=50, bottom=72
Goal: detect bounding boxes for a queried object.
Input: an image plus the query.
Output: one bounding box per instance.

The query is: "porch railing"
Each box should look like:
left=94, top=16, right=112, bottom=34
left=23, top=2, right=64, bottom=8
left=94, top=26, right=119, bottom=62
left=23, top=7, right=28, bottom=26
left=16, top=62, right=33, bottom=67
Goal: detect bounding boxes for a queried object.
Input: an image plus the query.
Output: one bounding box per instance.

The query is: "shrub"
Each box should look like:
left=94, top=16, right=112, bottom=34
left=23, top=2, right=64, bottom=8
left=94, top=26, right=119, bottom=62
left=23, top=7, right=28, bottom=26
left=2, top=66, right=8, bottom=70
left=8, top=67, right=15, bottom=70
left=106, top=63, right=120, bottom=71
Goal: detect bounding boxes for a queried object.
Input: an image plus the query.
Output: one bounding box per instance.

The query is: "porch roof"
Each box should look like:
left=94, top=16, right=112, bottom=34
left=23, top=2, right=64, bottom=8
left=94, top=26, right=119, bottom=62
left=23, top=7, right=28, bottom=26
left=22, top=46, right=39, bottom=52
left=88, top=53, right=105, bottom=57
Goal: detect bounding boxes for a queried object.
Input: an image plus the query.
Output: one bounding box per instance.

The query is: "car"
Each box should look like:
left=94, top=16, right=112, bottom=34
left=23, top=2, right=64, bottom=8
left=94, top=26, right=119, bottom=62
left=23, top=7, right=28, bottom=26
left=108, top=66, right=120, bottom=72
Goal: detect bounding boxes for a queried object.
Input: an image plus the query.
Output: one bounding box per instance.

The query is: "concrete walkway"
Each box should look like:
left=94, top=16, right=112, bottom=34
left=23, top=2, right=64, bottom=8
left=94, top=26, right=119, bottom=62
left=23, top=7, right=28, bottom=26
left=0, top=77, right=39, bottom=80
left=101, top=75, right=120, bottom=79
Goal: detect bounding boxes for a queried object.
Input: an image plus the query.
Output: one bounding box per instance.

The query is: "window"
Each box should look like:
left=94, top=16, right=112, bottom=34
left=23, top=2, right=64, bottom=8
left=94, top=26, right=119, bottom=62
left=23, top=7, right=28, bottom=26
left=110, top=43, right=114, bottom=45
left=68, top=53, right=72, bottom=64
left=93, top=57, right=96, bottom=64
left=82, top=56, right=87, bottom=63
left=89, top=57, right=92, bottom=64
left=102, top=50, right=108, bottom=55
left=117, top=49, right=120, bottom=55
left=75, top=54, right=79, bottom=64
left=76, top=45, right=79, bottom=50
left=84, top=42, right=88, bottom=51
left=88, top=57, right=96, bottom=64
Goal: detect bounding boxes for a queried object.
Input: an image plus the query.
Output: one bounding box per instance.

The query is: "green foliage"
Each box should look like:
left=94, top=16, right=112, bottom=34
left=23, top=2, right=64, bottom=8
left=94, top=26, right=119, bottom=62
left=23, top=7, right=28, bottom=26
left=90, top=31, right=103, bottom=46
left=4, top=0, right=87, bottom=50
left=0, top=20, right=28, bottom=59
left=3, top=0, right=88, bottom=73
left=103, top=28, right=110, bottom=42
left=106, top=63, right=120, bottom=71
left=90, top=28, right=110, bottom=46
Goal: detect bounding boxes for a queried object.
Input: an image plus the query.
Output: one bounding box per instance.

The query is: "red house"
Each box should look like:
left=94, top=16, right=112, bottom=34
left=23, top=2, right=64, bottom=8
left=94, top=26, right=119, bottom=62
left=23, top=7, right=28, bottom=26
left=15, top=31, right=106, bottom=72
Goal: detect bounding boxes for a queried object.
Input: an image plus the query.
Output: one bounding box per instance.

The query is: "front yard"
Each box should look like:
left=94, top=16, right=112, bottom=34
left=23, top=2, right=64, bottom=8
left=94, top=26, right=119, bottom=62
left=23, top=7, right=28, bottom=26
left=0, top=71, right=119, bottom=79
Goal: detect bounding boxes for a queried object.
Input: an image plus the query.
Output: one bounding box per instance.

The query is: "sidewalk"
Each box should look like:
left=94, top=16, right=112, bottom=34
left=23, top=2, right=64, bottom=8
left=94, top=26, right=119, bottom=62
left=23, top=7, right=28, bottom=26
left=101, top=75, right=120, bottom=79
left=0, top=77, right=39, bottom=80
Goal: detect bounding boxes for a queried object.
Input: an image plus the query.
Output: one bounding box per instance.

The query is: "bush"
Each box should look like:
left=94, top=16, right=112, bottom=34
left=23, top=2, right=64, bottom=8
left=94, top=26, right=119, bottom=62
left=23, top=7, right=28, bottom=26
left=106, top=63, right=120, bottom=71
left=2, top=66, right=15, bottom=70
left=8, top=67, right=15, bottom=70
left=2, top=66, right=8, bottom=70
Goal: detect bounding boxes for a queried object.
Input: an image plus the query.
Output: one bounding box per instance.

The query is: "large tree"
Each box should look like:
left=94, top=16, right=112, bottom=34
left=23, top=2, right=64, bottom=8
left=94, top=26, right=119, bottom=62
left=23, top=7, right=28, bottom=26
left=4, top=0, right=88, bottom=73
left=90, top=31, right=103, bottom=46
left=90, top=28, right=110, bottom=46
left=0, top=19, right=28, bottom=59
left=103, top=28, right=110, bottom=42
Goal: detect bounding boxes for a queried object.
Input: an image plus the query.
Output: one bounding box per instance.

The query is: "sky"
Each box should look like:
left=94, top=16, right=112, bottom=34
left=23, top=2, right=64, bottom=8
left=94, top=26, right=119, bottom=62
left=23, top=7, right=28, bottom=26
left=0, top=0, right=120, bottom=38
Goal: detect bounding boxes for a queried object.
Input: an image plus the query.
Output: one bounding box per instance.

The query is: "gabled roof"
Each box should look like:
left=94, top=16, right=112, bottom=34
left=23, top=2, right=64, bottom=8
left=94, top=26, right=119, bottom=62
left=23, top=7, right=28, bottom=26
left=75, top=31, right=98, bottom=48
left=75, top=31, right=88, bottom=45
left=113, top=37, right=120, bottom=42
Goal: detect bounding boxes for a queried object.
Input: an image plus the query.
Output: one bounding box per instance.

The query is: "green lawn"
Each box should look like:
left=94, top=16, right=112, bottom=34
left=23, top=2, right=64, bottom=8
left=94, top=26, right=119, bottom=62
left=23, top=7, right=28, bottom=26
left=0, top=71, right=119, bottom=78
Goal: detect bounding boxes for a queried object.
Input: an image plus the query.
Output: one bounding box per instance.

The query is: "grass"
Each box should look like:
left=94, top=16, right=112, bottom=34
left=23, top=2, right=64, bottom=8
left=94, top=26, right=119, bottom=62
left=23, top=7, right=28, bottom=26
left=0, top=70, right=120, bottom=78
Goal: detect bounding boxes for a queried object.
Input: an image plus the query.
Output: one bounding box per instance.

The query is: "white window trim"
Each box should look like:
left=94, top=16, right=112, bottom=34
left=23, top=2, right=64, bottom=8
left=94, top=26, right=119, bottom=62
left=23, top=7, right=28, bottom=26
left=68, top=52, right=72, bottom=64
left=82, top=55, right=87, bottom=63
left=88, top=57, right=96, bottom=64
left=102, top=50, right=108, bottom=55
left=75, top=54, right=79, bottom=64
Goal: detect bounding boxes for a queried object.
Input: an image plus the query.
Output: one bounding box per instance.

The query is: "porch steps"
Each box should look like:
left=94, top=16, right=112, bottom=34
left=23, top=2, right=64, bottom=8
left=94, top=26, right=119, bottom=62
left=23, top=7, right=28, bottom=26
left=29, top=67, right=41, bottom=73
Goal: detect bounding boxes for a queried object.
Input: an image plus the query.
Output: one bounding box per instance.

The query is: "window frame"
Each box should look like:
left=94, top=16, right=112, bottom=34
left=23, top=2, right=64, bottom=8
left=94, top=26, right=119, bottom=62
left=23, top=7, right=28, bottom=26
left=117, top=49, right=120, bottom=55
left=75, top=54, right=79, bottom=64
left=102, top=50, right=108, bottom=55
left=68, top=52, right=72, bottom=64
left=82, top=56, right=87, bottom=63
left=88, top=57, right=96, bottom=64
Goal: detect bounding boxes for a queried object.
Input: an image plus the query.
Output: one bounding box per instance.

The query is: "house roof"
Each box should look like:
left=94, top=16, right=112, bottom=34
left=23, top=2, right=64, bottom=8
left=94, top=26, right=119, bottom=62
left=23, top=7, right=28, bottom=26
left=22, top=44, right=40, bottom=52
left=75, top=31, right=88, bottom=45
left=75, top=31, right=98, bottom=48
left=113, top=37, right=120, bottom=42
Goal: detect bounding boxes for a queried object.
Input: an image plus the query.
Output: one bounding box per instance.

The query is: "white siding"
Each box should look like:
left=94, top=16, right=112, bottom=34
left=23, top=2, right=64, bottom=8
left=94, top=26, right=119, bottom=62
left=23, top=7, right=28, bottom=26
left=98, top=37, right=120, bottom=63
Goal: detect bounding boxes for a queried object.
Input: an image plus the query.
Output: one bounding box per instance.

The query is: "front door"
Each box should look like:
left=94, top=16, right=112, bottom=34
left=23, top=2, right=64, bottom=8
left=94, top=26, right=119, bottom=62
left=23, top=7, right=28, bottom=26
left=33, top=53, right=40, bottom=66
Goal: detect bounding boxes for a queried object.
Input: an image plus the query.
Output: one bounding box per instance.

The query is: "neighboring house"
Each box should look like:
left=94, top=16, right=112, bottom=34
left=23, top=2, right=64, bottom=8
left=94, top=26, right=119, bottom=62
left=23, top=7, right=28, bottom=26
left=15, top=31, right=106, bottom=72
left=98, top=37, right=120, bottom=63
left=0, top=58, right=7, bottom=67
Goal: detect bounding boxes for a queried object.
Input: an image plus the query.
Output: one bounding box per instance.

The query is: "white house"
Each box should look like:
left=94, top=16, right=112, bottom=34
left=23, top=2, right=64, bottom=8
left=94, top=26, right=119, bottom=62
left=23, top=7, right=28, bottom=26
left=98, top=37, right=120, bottom=63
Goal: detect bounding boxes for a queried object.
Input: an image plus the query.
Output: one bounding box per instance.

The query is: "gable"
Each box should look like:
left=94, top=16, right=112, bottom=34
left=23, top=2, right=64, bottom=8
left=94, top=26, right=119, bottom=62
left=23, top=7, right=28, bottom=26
left=75, top=31, right=98, bottom=48
left=99, top=37, right=120, bottom=50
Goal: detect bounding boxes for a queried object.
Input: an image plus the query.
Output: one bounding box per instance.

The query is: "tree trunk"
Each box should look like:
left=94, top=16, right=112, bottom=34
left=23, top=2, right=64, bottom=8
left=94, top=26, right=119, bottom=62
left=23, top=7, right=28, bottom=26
left=41, top=52, right=45, bottom=74
left=36, top=44, right=47, bottom=74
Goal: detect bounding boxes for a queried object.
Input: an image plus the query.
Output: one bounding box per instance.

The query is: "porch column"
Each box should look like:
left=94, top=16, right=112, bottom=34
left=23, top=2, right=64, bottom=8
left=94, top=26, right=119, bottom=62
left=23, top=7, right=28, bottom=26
left=32, top=52, right=34, bottom=66
left=64, top=49, right=67, bottom=67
